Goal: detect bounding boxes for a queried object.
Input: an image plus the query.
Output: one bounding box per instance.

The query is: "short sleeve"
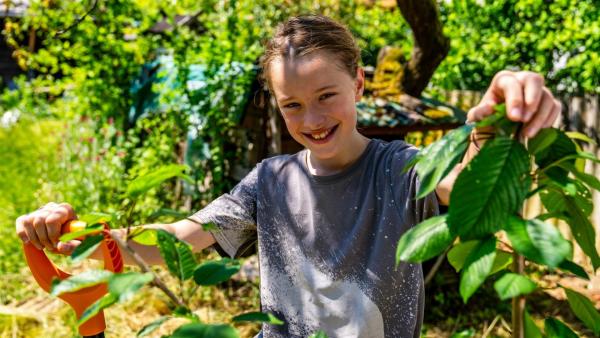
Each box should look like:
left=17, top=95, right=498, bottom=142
left=390, top=142, right=439, bottom=225
left=188, top=163, right=260, bottom=258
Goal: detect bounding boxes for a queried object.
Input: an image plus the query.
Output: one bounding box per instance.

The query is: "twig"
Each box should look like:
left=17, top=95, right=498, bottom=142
left=424, top=246, right=451, bottom=286
left=110, top=232, right=186, bottom=308
left=53, top=0, right=99, bottom=37
left=482, top=315, right=501, bottom=338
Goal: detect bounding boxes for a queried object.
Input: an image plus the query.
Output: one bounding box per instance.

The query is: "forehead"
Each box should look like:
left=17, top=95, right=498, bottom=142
left=269, top=52, right=353, bottom=98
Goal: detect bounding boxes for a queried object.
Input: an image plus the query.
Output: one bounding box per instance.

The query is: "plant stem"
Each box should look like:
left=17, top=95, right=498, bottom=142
left=511, top=252, right=525, bottom=338
left=110, top=232, right=186, bottom=308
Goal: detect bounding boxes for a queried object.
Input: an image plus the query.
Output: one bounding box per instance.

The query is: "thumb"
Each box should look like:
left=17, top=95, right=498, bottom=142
left=55, top=240, right=81, bottom=255
left=467, top=103, right=494, bottom=123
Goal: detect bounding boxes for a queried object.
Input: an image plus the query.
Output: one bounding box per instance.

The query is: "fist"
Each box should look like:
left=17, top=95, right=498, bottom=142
left=15, top=202, right=80, bottom=254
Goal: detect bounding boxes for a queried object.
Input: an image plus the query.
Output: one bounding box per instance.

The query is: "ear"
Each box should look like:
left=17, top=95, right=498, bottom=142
left=354, top=67, right=365, bottom=102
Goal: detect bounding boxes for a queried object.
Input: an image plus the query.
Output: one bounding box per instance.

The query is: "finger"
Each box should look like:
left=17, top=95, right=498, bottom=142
left=15, top=215, right=30, bottom=243
left=33, top=214, right=53, bottom=250
left=56, top=240, right=81, bottom=255
left=542, top=99, right=562, bottom=129
left=490, top=72, right=525, bottom=121
left=514, top=72, right=545, bottom=122
left=45, top=204, right=76, bottom=246
left=22, top=215, right=43, bottom=250
left=467, top=103, right=494, bottom=123
left=523, top=90, right=556, bottom=138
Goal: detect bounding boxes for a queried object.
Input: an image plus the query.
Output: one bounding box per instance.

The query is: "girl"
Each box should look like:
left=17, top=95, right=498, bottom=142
left=16, top=15, right=560, bottom=338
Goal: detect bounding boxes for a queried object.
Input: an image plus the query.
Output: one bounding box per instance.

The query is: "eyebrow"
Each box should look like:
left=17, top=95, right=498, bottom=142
left=279, top=84, right=337, bottom=102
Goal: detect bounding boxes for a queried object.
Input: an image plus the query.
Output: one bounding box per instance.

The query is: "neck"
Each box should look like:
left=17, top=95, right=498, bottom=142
left=307, top=131, right=370, bottom=176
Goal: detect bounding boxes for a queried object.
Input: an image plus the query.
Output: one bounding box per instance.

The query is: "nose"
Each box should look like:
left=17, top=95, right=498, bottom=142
left=304, top=104, right=326, bottom=129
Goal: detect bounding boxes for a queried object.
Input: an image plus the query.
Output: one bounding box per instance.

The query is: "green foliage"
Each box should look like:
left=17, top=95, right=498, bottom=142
left=170, top=322, right=239, bottom=338
left=50, top=270, right=113, bottom=297
left=544, top=317, right=578, bottom=338
left=156, top=229, right=196, bottom=281
left=126, top=164, right=192, bottom=199
left=395, top=215, right=453, bottom=263
left=136, top=316, right=171, bottom=337
left=523, top=311, right=542, bottom=338
left=70, top=234, right=104, bottom=263
left=231, top=312, right=284, bottom=325
left=397, top=104, right=600, bottom=331
left=59, top=223, right=103, bottom=242
left=193, top=258, right=241, bottom=286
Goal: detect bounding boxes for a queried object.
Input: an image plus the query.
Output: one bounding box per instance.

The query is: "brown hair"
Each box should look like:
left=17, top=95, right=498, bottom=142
left=260, top=15, right=361, bottom=89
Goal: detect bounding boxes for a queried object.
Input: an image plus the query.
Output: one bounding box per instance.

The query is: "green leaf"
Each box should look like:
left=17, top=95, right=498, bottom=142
left=50, top=270, right=113, bottom=296
left=170, top=323, right=239, bottom=338
left=71, top=234, right=104, bottom=263
left=476, top=103, right=507, bottom=128
left=193, top=259, right=240, bottom=286
left=131, top=228, right=158, bottom=246
left=528, top=128, right=557, bottom=155
left=448, top=241, right=511, bottom=274
left=413, top=124, right=473, bottom=199
left=78, top=293, right=118, bottom=325
left=503, top=217, right=571, bottom=268
left=156, top=230, right=196, bottom=281
left=539, top=181, right=593, bottom=217
left=544, top=317, right=579, bottom=338
left=308, top=330, right=329, bottom=338
left=108, top=272, right=154, bottom=302
left=448, top=137, right=531, bottom=239
left=137, top=316, right=171, bottom=337
left=523, top=311, right=542, bottom=338
left=493, top=273, right=537, bottom=300
left=565, top=131, right=596, bottom=145
left=396, top=215, right=454, bottom=264
left=232, top=312, right=284, bottom=325
left=558, top=162, right=600, bottom=191
left=536, top=130, right=578, bottom=182
left=59, top=223, right=103, bottom=242
left=564, top=287, right=600, bottom=335
left=79, top=212, right=113, bottom=225
left=563, top=196, right=600, bottom=271
left=558, top=260, right=589, bottom=280
left=459, top=237, right=496, bottom=303
left=148, top=208, right=190, bottom=222
left=126, top=164, right=192, bottom=198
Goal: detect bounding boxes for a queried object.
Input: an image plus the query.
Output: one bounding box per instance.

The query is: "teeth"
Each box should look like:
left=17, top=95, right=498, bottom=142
left=312, top=129, right=331, bottom=140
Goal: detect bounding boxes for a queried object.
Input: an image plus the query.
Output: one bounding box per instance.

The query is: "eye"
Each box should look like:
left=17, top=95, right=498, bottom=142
left=283, top=102, right=300, bottom=109
left=319, top=93, right=336, bottom=100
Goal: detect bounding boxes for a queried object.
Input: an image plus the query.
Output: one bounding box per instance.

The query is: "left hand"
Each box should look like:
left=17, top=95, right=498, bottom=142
left=467, top=70, right=561, bottom=138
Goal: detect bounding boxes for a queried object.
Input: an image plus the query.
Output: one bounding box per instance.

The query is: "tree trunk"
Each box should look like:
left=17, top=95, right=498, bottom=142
left=396, top=0, right=450, bottom=98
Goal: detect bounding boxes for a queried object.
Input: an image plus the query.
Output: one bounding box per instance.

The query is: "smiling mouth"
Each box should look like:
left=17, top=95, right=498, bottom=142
left=303, top=125, right=339, bottom=143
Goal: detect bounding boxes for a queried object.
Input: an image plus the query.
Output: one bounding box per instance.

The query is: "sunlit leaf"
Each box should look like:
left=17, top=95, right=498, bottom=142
left=127, top=164, right=192, bottom=198
left=78, top=293, right=118, bottom=325
left=448, top=137, right=531, bottom=239
left=493, top=273, right=537, bottom=300
left=396, top=215, right=454, bottom=264
left=59, top=223, right=103, bottom=242
left=193, top=258, right=240, bottom=286
left=170, top=323, right=239, bottom=338
left=71, top=234, right=103, bottom=263
left=50, top=270, right=113, bottom=296
left=503, top=217, right=571, bottom=268
left=528, top=128, right=557, bottom=155
left=156, top=230, right=196, bottom=281
left=131, top=228, right=158, bottom=246
left=447, top=241, right=511, bottom=274
left=524, top=311, right=542, bottom=338
left=565, top=131, right=596, bottom=145
left=564, top=287, right=600, bottom=335
left=137, top=316, right=171, bottom=337
left=108, top=272, right=154, bottom=302
left=459, top=237, right=496, bottom=302
left=232, top=312, right=284, bottom=325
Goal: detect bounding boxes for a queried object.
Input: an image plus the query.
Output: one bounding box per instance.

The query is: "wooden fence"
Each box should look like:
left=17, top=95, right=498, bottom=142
left=441, top=90, right=600, bottom=267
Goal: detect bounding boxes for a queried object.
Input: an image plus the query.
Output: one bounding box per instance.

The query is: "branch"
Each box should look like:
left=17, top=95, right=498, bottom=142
left=53, top=0, right=99, bottom=37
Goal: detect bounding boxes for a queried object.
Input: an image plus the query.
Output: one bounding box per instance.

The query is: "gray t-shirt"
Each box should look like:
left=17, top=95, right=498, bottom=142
left=189, top=139, right=439, bottom=338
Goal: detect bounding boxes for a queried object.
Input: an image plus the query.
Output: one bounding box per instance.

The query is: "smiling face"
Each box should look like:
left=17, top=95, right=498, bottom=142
left=269, top=51, right=367, bottom=168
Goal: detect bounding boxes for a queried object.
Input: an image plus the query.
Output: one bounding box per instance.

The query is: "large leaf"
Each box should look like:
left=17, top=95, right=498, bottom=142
left=193, top=259, right=240, bottom=286
left=528, top=128, right=558, bottom=155
left=558, top=162, right=600, bottom=191
left=131, top=228, right=158, bottom=246
left=448, top=136, right=531, bottom=239
left=170, top=323, right=239, bottom=338
left=544, top=317, right=578, bottom=338
left=50, top=270, right=113, bottom=296
left=493, top=273, right=537, bottom=300
left=232, top=312, right=284, bottom=325
left=558, top=260, right=590, bottom=280
left=71, top=234, right=104, bottom=263
left=459, top=237, right=496, bottom=302
left=108, top=272, right=154, bottom=302
left=126, top=164, right=192, bottom=198
left=156, top=230, right=196, bottom=281
left=447, top=241, right=511, bottom=274
left=563, top=196, right=600, bottom=271
left=78, top=293, right=118, bottom=325
left=396, top=215, right=454, bottom=264
left=503, top=217, right=571, bottom=268
left=539, top=181, right=593, bottom=217
left=412, top=124, right=473, bottom=199
left=564, top=287, right=600, bottom=335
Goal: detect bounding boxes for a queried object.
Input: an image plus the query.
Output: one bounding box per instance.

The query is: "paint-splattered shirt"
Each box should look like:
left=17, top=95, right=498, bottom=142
left=189, top=139, right=439, bottom=338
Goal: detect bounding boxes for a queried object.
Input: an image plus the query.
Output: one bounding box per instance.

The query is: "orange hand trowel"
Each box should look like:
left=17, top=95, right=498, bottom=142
left=22, top=220, right=123, bottom=338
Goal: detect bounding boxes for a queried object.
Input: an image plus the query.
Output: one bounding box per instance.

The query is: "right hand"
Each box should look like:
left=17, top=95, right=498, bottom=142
left=16, top=202, right=80, bottom=254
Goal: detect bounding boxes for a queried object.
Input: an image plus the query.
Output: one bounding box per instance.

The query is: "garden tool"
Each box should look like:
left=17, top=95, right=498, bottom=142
left=22, top=220, right=123, bottom=338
